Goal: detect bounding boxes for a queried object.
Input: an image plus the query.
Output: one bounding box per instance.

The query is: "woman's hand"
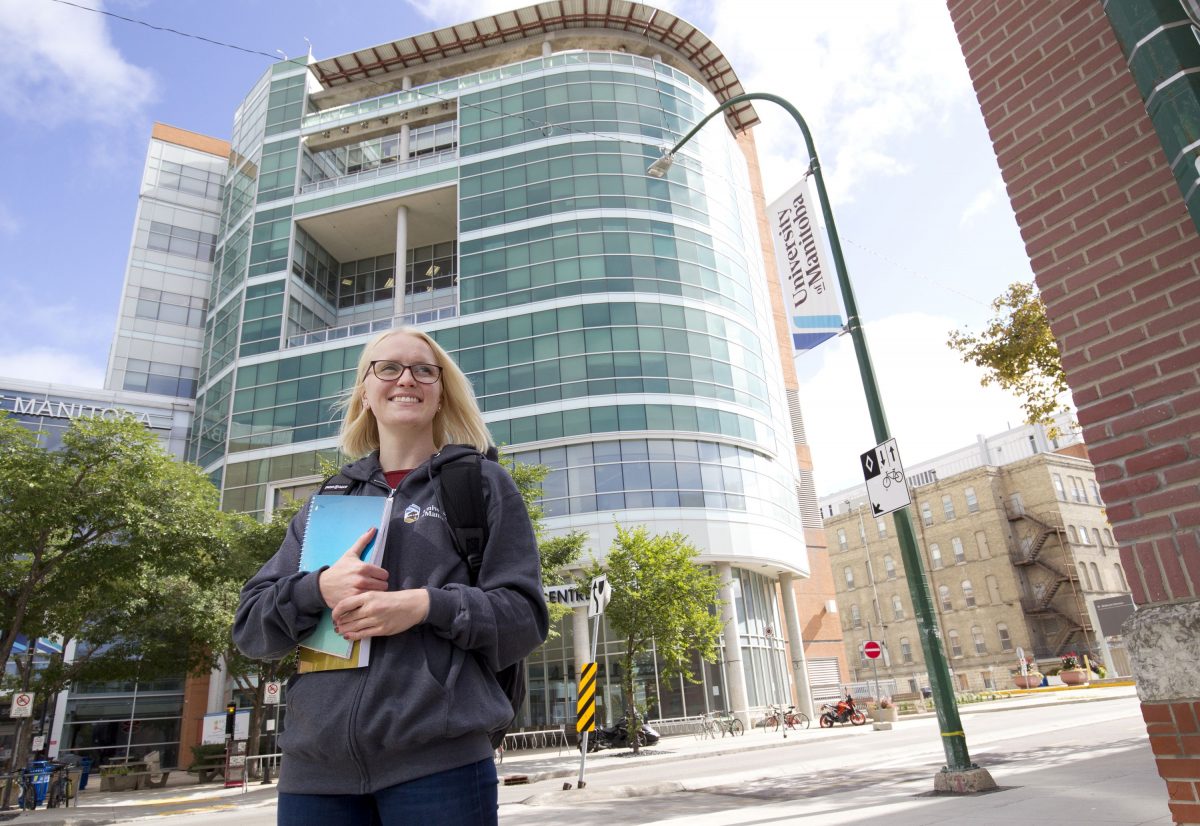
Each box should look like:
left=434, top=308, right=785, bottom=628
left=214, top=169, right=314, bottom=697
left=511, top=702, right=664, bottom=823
left=332, top=589, right=430, bottom=640
left=317, top=528, right=389, bottom=608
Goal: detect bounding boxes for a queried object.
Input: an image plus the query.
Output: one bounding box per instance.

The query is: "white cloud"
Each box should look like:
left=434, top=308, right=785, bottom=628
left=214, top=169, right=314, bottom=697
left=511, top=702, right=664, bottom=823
left=701, top=1, right=973, bottom=204
left=0, top=282, right=112, bottom=389
left=0, top=203, right=17, bottom=236
left=0, top=347, right=106, bottom=389
left=0, top=0, right=156, bottom=125
left=795, top=312, right=1029, bottom=496
left=960, top=178, right=1005, bottom=226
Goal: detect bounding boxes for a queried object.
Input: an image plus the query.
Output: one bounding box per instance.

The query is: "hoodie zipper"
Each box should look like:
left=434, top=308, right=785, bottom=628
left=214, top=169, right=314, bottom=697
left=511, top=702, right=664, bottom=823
left=346, top=473, right=397, bottom=792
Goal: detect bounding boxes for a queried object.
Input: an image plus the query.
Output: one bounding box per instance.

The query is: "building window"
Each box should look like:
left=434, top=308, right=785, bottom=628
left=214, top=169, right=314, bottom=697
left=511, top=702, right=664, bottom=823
left=952, top=537, right=966, bottom=564
left=892, top=595, right=904, bottom=620
left=1090, top=480, right=1102, bottom=504
left=1078, top=525, right=1090, bottom=544
left=1104, top=529, right=1114, bottom=546
left=1114, top=563, right=1128, bottom=590
left=1093, top=528, right=1103, bottom=548
left=1091, top=562, right=1103, bottom=591
left=938, top=585, right=953, bottom=611
left=884, top=555, right=896, bottom=580
left=844, top=566, right=855, bottom=589
left=877, top=518, right=887, bottom=538
left=962, top=580, right=976, bottom=608
left=1053, top=474, right=1066, bottom=500
left=972, top=625, right=987, bottom=654
left=837, top=528, right=848, bottom=551
left=975, top=531, right=991, bottom=558
left=947, top=629, right=963, bottom=658
left=982, top=670, right=995, bottom=689
left=1067, top=525, right=1078, bottom=543
left=1078, top=562, right=1092, bottom=590
left=921, top=501, right=933, bottom=526
left=930, top=543, right=943, bottom=569
left=900, top=637, right=913, bottom=664
left=850, top=604, right=862, bottom=628
left=986, top=574, right=1002, bottom=604
left=942, top=494, right=956, bottom=521
left=997, top=623, right=1013, bottom=651
left=1072, top=477, right=1087, bottom=503
left=964, top=486, right=979, bottom=512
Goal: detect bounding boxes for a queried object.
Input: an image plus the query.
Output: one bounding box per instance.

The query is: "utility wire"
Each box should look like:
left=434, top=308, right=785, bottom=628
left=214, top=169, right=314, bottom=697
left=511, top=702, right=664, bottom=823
left=44, top=0, right=280, bottom=60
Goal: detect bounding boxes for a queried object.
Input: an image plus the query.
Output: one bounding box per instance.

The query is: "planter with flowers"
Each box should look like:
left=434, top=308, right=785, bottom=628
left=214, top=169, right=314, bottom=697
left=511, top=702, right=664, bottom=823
left=1058, top=652, right=1089, bottom=686
left=1012, top=658, right=1043, bottom=689
left=873, top=696, right=899, bottom=723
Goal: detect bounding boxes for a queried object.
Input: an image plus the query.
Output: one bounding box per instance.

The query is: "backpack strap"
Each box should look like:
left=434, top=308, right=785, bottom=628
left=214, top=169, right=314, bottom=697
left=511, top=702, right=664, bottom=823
left=439, top=453, right=489, bottom=585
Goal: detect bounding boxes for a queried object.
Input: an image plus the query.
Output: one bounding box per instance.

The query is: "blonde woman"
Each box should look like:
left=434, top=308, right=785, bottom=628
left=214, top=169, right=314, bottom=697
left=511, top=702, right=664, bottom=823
left=235, top=328, right=548, bottom=826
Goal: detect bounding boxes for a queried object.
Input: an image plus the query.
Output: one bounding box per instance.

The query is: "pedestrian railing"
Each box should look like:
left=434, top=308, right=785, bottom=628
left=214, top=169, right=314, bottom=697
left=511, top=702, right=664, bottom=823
left=240, top=753, right=282, bottom=794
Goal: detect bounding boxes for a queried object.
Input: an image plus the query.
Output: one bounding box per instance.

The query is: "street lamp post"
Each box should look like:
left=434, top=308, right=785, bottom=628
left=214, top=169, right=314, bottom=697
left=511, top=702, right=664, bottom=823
left=648, top=92, right=993, bottom=789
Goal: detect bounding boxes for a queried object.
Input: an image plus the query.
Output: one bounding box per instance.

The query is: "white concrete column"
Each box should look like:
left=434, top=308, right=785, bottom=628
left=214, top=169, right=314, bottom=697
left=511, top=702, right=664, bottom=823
left=393, top=205, right=408, bottom=319
left=778, top=572, right=815, bottom=718
left=717, top=562, right=751, bottom=727
left=206, top=655, right=228, bottom=713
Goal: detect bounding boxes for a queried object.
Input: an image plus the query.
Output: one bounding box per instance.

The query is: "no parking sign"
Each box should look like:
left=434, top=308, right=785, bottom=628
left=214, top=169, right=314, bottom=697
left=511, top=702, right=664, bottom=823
left=9, top=693, right=33, bottom=718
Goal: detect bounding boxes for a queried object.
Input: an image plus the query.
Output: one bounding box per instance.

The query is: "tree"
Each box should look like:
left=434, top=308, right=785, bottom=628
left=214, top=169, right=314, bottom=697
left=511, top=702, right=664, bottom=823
left=0, top=412, right=229, bottom=766
left=947, top=281, right=1070, bottom=429
left=502, top=454, right=584, bottom=630
left=586, top=524, right=723, bottom=753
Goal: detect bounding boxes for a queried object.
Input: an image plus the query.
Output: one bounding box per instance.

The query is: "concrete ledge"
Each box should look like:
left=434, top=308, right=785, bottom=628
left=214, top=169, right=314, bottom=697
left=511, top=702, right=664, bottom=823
left=872, top=722, right=893, bottom=731
left=933, top=766, right=998, bottom=794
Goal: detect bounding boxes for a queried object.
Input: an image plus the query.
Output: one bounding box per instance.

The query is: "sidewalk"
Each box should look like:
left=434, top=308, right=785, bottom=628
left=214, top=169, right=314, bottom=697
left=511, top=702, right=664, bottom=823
left=0, top=683, right=1145, bottom=825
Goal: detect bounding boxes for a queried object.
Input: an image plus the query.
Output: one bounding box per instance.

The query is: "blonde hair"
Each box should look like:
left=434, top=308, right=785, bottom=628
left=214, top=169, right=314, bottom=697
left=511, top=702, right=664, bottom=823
left=338, top=328, right=492, bottom=458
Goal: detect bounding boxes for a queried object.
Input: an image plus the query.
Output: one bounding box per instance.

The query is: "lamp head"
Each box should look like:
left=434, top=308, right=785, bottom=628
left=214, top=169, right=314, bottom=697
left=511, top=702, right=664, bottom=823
left=646, top=151, right=675, bottom=178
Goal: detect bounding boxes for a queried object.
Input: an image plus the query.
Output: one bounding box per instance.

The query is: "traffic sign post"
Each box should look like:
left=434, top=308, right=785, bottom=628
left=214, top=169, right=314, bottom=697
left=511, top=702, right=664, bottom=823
left=575, top=576, right=613, bottom=791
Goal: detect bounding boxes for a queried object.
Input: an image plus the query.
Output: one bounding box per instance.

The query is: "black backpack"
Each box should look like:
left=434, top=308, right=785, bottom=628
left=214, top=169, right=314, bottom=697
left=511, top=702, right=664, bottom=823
left=319, top=449, right=524, bottom=750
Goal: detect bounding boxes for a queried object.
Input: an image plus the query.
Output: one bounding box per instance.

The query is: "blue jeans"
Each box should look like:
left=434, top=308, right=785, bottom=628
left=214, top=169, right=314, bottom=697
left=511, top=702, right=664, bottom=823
left=277, top=758, right=498, bottom=825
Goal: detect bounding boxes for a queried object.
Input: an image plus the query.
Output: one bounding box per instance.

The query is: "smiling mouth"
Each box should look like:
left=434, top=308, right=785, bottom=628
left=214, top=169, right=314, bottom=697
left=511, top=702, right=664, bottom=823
left=387, top=395, right=422, bottom=404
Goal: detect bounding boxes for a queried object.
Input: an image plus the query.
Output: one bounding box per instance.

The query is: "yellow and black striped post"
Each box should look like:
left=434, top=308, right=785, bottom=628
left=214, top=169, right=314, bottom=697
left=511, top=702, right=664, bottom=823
left=576, top=662, right=597, bottom=733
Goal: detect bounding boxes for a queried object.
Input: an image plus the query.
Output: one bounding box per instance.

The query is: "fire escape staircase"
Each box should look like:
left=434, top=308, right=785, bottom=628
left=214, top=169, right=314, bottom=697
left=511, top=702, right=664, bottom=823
left=1009, top=508, right=1086, bottom=657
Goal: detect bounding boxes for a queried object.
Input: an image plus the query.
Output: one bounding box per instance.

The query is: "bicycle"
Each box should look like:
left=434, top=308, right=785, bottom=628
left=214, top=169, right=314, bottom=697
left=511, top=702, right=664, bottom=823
left=763, top=704, right=809, bottom=732
left=693, top=715, right=718, bottom=740
left=45, top=763, right=74, bottom=809
left=712, top=711, right=744, bottom=737
left=16, top=770, right=40, bottom=811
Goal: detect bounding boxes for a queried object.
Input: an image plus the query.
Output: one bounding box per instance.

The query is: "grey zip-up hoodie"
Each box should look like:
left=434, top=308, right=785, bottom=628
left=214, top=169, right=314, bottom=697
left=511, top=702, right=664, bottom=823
left=233, top=446, right=548, bottom=794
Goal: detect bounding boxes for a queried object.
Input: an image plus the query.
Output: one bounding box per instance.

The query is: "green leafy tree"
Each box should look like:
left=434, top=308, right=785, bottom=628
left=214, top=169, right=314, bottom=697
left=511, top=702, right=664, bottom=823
left=501, top=454, right=585, bottom=629
left=0, top=412, right=229, bottom=766
left=948, top=281, right=1070, bottom=429
left=586, top=524, right=723, bottom=753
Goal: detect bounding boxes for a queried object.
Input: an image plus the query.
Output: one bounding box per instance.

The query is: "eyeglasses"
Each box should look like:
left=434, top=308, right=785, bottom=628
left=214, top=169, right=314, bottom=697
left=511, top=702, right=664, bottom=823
left=366, top=360, right=442, bottom=384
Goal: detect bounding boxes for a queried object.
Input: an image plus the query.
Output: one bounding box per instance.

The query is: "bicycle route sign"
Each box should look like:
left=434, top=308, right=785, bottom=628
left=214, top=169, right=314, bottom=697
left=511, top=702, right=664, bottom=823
left=860, top=438, right=911, bottom=517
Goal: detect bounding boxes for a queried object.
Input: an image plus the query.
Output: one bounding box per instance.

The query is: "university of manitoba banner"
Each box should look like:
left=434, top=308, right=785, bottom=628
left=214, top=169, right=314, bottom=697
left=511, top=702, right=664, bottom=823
left=768, top=179, right=843, bottom=355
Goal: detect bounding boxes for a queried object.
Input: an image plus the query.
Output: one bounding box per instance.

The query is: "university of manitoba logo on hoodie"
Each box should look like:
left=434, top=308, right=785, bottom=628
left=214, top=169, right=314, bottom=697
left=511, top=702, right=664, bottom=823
left=403, top=503, right=447, bottom=524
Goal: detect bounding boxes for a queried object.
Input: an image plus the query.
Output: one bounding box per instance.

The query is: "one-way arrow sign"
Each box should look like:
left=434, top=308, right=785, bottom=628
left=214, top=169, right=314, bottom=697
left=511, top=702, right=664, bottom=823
left=860, top=438, right=911, bottom=517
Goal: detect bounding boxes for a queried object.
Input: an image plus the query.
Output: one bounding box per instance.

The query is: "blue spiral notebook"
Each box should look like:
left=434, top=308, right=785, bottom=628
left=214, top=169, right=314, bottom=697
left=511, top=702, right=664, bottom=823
left=296, top=494, right=389, bottom=672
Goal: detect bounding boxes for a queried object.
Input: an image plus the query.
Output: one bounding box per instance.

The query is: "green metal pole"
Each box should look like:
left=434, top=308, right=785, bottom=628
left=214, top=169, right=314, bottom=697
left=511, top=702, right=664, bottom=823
left=659, top=92, right=974, bottom=771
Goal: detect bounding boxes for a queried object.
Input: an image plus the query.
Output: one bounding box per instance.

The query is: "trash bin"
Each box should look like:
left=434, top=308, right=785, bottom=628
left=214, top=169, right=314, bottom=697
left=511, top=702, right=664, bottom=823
left=23, top=760, right=52, bottom=808
left=78, top=756, right=92, bottom=790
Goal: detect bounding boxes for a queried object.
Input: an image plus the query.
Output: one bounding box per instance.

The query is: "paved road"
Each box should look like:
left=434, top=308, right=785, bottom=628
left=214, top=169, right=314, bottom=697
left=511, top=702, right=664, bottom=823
left=8, top=687, right=1169, bottom=825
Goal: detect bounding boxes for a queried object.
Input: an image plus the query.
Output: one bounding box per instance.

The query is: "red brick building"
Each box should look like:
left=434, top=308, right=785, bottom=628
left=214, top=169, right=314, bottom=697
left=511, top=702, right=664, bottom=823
left=946, top=1, right=1200, bottom=822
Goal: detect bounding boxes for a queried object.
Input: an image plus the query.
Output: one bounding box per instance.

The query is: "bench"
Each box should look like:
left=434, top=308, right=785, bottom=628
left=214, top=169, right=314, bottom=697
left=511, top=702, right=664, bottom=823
left=186, top=744, right=227, bottom=784
left=892, top=691, right=928, bottom=713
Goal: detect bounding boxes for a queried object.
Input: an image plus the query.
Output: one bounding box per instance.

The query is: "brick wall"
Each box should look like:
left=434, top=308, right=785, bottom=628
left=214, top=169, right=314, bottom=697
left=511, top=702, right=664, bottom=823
left=947, top=1, right=1200, bottom=822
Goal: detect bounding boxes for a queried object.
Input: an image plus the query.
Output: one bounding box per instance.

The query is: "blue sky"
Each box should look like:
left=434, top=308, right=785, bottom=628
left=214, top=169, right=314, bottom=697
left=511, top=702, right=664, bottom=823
left=0, top=0, right=1041, bottom=493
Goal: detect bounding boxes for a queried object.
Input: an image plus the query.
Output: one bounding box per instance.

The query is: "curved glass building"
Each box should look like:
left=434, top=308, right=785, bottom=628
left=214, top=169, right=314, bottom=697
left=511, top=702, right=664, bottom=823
left=190, top=2, right=845, bottom=729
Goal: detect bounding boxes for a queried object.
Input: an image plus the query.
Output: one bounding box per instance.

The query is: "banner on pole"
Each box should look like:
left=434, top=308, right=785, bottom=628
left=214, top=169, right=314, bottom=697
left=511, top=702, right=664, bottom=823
left=768, top=178, right=843, bottom=354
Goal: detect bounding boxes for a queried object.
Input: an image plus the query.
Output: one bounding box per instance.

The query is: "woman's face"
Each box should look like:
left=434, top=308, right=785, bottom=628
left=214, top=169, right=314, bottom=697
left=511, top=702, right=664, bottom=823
left=361, top=333, right=443, bottom=440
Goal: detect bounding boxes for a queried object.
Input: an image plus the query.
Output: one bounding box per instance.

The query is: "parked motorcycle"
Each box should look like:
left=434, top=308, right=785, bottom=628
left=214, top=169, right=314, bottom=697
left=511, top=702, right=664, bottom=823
left=579, top=716, right=662, bottom=752
left=819, top=694, right=867, bottom=727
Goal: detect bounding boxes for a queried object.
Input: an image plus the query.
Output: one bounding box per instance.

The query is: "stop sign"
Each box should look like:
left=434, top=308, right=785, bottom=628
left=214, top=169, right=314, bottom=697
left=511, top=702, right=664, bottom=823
left=863, top=640, right=882, bottom=660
